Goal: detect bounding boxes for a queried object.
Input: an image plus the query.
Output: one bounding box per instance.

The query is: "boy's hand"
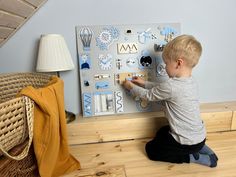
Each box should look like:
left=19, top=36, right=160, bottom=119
left=131, top=76, right=145, bottom=87
left=122, top=79, right=135, bottom=91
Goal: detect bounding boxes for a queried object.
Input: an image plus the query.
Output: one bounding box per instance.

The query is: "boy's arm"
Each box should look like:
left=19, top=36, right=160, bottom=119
left=131, top=82, right=172, bottom=101
left=144, top=81, right=158, bottom=89
left=131, top=77, right=158, bottom=89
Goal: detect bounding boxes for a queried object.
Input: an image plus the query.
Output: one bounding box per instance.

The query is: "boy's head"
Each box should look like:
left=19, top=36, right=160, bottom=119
left=162, top=34, right=202, bottom=68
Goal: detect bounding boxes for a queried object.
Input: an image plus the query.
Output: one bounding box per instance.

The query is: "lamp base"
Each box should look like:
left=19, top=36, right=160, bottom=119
left=65, top=111, right=76, bottom=123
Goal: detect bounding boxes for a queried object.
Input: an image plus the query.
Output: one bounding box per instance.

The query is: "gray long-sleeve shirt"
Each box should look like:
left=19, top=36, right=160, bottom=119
left=130, top=77, right=206, bottom=145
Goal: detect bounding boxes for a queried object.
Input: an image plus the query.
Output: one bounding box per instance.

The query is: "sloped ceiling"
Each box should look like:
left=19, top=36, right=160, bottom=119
left=0, top=0, right=48, bottom=47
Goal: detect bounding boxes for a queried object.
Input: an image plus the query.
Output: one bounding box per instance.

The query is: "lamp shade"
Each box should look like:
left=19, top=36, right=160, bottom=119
left=36, top=34, right=75, bottom=72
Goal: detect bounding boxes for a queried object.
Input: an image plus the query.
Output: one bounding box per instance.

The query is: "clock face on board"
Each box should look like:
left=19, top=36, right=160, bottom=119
left=99, top=54, right=112, bottom=70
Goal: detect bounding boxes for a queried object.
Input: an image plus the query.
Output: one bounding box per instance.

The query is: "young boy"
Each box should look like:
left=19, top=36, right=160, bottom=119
left=122, top=35, right=218, bottom=167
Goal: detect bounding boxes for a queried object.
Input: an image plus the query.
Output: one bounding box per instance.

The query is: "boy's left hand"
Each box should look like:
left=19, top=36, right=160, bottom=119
left=122, top=79, right=135, bottom=91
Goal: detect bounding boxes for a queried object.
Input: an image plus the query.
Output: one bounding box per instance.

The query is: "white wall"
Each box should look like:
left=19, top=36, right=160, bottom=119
left=1, top=0, right=236, bottom=114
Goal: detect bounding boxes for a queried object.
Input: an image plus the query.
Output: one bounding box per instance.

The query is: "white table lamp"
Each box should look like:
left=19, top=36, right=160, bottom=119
left=36, top=34, right=74, bottom=75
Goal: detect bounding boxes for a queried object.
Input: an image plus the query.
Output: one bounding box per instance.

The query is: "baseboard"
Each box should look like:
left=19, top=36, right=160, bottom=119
left=67, top=101, right=236, bottom=145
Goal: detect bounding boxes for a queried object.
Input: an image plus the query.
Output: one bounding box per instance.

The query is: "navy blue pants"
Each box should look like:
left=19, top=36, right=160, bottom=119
left=145, top=125, right=205, bottom=163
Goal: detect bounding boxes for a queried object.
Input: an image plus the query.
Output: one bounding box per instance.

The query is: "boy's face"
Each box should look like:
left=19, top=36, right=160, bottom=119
left=163, top=58, right=178, bottom=78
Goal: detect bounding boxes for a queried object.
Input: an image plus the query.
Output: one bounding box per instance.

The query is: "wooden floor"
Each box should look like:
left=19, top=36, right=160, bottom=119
left=63, top=130, right=236, bottom=177
left=62, top=102, right=236, bottom=177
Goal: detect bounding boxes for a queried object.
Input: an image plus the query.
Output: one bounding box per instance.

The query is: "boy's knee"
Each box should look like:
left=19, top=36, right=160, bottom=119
left=145, top=141, right=161, bottom=161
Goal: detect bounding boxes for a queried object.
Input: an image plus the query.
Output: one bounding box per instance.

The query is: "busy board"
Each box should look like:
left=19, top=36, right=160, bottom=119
left=76, top=23, right=180, bottom=117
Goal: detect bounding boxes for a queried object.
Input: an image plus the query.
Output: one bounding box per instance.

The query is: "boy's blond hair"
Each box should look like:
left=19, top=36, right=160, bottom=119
left=162, top=35, right=202, bottom=68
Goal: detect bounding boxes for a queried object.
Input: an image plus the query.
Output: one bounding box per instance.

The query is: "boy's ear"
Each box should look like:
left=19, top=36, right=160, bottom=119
left=176, top=58, right=184, bottom=67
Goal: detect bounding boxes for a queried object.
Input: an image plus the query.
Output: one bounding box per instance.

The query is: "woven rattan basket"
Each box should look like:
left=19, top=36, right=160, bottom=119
left=0, top=72, right=52, bottom=176
left=0, top=139, right=39, bottom=177
left=0, top=72, right=52, bottom=103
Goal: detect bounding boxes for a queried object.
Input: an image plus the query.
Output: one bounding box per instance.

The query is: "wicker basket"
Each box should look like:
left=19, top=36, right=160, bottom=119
left=0, top=72, right=52, bottom=103
left=0, top=139, right=39, bottom=177
left=0, top=72, right=52, bottom=176
left=0, top=96, right=34, bottom=159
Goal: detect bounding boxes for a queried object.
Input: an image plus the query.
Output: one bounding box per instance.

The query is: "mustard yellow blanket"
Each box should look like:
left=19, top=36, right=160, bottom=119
left=20, top=76, right=80, bottom=177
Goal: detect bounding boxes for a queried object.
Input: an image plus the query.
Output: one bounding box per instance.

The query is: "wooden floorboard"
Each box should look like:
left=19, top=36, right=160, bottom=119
left=63, top=131, right=236, bottom=177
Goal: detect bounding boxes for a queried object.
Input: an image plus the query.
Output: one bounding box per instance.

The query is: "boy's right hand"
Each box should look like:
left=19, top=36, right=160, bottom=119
left=131, top=76, right=145, bottom=87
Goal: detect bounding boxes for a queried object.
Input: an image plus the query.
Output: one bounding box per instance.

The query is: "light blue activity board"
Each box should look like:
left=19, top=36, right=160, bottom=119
left=76, top=23, right=181, bottom=117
